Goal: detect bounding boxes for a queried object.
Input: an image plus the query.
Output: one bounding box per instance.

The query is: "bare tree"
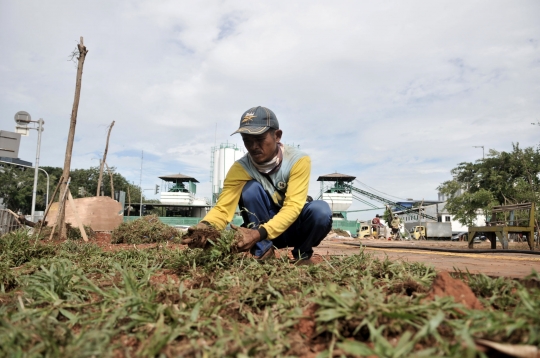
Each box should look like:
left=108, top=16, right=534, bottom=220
left=97, top=121, right=115, bottom=196
left=58, top=37, right=88, bottom=239
left=104, top=161, right=115, bottom=199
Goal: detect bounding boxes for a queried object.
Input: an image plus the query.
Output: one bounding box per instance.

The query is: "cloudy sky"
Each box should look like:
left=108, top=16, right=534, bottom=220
left=1, top=0, right=539, bottom=220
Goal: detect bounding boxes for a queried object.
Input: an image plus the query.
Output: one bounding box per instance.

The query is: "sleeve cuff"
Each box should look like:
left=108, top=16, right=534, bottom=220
left=257, top=226, right=268, bottom=241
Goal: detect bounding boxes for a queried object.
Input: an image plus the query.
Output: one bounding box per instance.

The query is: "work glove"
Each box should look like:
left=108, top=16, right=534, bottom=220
left=180, top=222, right=220, bottom=249
left=230, top=224, right=261, bottom=252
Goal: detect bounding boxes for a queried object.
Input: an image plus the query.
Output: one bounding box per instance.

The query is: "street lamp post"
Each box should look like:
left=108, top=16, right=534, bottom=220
left=473, top=145, right=484, bottom=160
left=14, top=111, right=45, bottom=222
left=30, top=119, right=44, bottom=221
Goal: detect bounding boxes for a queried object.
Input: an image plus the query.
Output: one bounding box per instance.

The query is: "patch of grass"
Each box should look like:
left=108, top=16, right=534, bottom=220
left=0, top=230, right=539, bottom=356
left=168, top=228, right=239, bottom=273
left=0, top=230, right=57, bottom=291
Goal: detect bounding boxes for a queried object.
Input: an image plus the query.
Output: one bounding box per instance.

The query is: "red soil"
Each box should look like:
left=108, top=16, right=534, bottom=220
left=427, top=271, right=483, bottom=310
left=296, top=303, right=320, bottom=339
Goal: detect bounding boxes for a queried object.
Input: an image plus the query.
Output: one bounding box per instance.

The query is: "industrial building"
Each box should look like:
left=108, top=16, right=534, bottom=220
left=396, top=197, right=486, bottom=233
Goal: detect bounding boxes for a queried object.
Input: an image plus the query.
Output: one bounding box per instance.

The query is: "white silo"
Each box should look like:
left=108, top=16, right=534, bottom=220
left=210, top=143, right=245, bottom=204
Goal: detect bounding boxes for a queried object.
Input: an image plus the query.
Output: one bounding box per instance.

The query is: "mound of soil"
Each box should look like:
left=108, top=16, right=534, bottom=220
left=332, top=229, right=351, bottom=237
left=427, top=272, right=483, bottom=310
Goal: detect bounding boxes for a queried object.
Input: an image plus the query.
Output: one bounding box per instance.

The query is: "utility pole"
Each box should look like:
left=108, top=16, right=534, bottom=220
left=96, top=121, right=115, bottom=196
left=58, top=37, right=88, bottom=239
left=140, top=150, right=143, bottom=217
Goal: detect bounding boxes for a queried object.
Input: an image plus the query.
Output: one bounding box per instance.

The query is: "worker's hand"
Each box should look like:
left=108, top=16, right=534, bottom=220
left=180, top=222, right=220, bottom=249
left=230, top=224, right=261, bottom=252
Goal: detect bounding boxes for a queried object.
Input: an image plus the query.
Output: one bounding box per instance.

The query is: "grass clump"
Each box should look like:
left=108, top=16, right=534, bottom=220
left=66, top=224, right=96, bottom=241
left=0, top=229, right=56, bottom=268
left=111, top=215, right=180, bottom=244
left=168, top=229, right=239, bottom=273
left=0, top=230, right=56, bottom=291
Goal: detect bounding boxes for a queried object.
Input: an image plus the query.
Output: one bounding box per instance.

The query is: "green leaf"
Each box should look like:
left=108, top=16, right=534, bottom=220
left=190, top=302, right=201, bottom=322
left=429, top=310, right=445, bottom=331
left=59, top=308, right=78, bottom=323
left=382, top=311, right=417, bottom=320
left=317, top=308, right=345, bottom=322
left=337, top=340, right=375, bottom=355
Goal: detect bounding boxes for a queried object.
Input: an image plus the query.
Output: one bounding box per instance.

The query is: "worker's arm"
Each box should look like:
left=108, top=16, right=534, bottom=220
left=202, top=162, right=252, bottom=230
left=260, top=156, right=311, bottom=239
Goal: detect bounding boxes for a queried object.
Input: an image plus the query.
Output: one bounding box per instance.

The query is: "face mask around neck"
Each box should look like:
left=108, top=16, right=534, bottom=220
left=249, top=143, right=283, bottom=174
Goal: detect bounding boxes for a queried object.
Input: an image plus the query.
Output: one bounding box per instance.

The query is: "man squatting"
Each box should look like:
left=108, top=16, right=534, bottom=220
left=182, top=106, right=333, bottom=263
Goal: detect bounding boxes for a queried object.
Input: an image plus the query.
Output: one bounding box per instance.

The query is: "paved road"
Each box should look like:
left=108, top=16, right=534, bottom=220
left=314, top=240, right=540, bottom=278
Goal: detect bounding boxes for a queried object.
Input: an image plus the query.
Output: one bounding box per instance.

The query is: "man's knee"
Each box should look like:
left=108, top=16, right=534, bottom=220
left=241, top=180, right=265, bottom=203
left=305, top=200, right=332, bottom=226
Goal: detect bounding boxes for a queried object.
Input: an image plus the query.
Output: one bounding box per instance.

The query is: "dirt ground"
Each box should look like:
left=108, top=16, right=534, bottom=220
left=317, top=238, right=540, bottom=279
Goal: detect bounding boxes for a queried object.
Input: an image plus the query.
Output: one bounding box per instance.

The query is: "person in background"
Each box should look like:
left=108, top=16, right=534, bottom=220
left=390, top=214, right=401, bottom=240
left=372, top=214, right=383, bottom=239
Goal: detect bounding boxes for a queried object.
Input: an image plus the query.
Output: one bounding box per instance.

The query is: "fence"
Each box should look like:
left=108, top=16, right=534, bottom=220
left=0, top=209, right=22, bottom=235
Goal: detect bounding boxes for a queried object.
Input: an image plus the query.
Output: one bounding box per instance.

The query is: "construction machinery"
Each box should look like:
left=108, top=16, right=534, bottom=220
left=407, top=222, right=452, bottom=240
left=357, top=220, right=388, bottom=239
left=317, top=173, right=439, bottom=224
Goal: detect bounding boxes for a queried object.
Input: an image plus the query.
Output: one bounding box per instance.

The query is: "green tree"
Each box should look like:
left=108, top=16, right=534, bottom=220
left=1, top=165, right=149, bottom=215
left=41, top=166, right=144, bottom=203
left=438, top=144, right=540, bottom=226
left=383, top=207, right=393, bottom=226
left=0, top=165, right=52, bottom=214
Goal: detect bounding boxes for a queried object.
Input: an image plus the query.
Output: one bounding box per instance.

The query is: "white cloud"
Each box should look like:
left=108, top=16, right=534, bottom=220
left=1, top=0, right=539, bottom=218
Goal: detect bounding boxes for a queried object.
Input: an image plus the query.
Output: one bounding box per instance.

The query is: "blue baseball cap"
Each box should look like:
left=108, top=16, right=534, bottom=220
left=231, top=106, right=280, bottom=136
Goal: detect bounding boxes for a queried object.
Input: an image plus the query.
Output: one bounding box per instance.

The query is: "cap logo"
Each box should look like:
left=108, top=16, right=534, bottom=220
left=242, top=112, right=256, bottom=123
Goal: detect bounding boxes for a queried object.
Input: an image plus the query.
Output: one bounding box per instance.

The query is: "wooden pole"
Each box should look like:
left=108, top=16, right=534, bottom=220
left=37, top=176, right=63, bottom=236
left=104, top=161, right=114, bottom=199
left=96, top=121, right=115, bottom=196
left=67, top=190, right=88, bottom=242
left=58, top=37, right=88, bottom=239
left=50, top=177, right=72, bottom=241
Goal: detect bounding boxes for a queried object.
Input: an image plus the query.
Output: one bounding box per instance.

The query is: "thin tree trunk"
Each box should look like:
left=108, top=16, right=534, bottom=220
left=104, top=161, right=114, bottom=199
left=58, top=37, right=88, bottom=239
left=96, top=121, right=115, bottom=196
left=38, top=175, right=63, bottom=236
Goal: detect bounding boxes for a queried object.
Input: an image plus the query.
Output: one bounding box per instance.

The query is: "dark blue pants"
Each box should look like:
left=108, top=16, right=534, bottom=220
left=238, top=180, right=333, bottom=259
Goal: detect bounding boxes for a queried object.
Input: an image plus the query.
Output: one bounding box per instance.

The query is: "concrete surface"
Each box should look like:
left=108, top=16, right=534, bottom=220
left=315, top=239, right=540, bottom=279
